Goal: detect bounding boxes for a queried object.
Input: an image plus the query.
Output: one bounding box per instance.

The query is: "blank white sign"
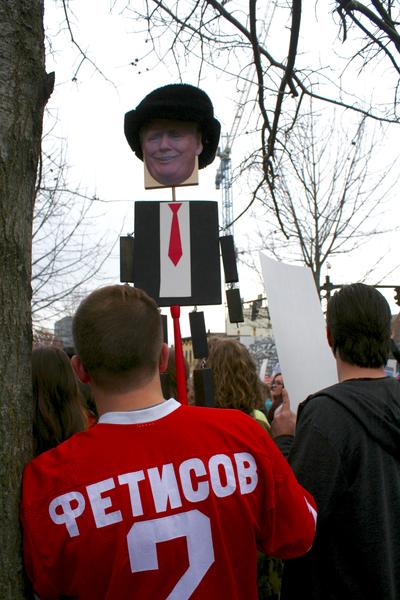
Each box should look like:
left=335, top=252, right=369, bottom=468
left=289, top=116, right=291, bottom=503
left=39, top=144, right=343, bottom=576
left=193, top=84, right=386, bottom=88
left=260, top=253, right=337, bottom=412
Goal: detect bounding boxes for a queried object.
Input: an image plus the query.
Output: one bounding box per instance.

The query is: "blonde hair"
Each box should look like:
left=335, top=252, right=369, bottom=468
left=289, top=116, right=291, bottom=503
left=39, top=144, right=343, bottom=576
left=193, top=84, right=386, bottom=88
left=206, top=338, right=263, bottom=414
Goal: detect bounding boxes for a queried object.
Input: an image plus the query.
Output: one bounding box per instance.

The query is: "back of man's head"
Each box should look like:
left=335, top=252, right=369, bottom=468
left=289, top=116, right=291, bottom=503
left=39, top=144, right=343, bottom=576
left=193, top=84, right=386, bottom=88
left=73, top=285, right=162, bottom=392
left=327, top=283, right=391, bottom=368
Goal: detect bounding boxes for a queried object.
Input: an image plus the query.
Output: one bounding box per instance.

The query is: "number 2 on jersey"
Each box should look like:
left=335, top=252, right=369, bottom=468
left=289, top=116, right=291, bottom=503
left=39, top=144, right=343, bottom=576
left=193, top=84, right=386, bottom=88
left=127, top=509, right=215, bottom=599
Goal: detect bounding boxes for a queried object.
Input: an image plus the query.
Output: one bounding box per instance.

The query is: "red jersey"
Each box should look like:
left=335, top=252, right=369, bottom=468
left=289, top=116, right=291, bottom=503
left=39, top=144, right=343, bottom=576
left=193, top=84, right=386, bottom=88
left=21, top=399, right=316, bottom=599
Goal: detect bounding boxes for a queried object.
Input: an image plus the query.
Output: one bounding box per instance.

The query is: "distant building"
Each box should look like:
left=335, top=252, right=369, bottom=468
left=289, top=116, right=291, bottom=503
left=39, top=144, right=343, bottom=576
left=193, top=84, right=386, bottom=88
left=181, top=332, right=227, bottom=368
left=226, top=305, right=273, bottom=338
left=54, top=316, right=73, bottom=349
left=170, top=298, right=278, bottom=379
left=226, top=302, right=278, bottom=377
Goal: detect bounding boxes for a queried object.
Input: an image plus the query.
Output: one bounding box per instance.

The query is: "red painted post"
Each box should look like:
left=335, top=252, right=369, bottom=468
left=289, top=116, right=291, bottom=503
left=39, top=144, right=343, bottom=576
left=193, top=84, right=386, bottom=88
left=170, top=305, right=188, bottom=404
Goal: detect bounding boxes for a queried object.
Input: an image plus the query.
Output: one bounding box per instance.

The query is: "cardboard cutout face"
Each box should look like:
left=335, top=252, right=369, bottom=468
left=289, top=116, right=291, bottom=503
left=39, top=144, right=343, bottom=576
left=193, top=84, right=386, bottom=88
left=141, top=119, right=203, bottom=188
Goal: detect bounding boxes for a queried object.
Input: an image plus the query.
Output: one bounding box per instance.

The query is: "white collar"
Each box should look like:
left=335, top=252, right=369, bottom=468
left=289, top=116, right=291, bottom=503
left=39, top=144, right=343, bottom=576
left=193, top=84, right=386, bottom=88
left=98, top=398, right=181, bottom=425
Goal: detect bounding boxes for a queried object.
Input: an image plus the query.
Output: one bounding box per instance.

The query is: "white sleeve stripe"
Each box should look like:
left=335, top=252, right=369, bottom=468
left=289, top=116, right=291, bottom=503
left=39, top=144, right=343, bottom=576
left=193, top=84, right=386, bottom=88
left=304, top=496, right=317, bottom=525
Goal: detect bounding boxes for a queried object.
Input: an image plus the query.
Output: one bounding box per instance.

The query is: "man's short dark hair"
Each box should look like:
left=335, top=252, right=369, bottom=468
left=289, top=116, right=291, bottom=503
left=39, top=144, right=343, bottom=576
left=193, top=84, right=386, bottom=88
left=327, top=283, right=391, bottom=368
left=72, top=285, right=162, bottom=392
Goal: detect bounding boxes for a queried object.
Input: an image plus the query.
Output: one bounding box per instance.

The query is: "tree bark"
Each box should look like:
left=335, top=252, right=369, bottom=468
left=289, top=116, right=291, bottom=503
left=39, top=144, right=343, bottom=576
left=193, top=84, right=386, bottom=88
left=0, top=1, right=48, bottom=597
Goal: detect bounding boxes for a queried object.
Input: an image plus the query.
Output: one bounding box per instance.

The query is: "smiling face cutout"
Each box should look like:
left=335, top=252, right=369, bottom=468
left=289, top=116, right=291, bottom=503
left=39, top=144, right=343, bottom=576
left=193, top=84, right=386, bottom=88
left=141, top=119, right=203, bottom=188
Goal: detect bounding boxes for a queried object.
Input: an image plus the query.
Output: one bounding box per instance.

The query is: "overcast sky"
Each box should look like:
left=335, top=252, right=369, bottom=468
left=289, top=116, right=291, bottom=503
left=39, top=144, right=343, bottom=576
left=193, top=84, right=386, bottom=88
left=42, top=1, right=400, bottom=336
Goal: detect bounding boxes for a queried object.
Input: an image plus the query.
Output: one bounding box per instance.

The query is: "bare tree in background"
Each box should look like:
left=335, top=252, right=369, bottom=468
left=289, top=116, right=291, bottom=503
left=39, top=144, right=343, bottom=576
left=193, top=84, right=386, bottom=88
left=335, top=0, right=400, bottom=76
left=240, top=108, right=398, bottom=294
left=120, top=0, right=400, bottom=232
left=52, top=0, right=400, bottom=303
left=32, top=131, right=118, bottom=325
left=32, top=326, right=63, bottom=347
left=55, top=0, right=400, bottom=237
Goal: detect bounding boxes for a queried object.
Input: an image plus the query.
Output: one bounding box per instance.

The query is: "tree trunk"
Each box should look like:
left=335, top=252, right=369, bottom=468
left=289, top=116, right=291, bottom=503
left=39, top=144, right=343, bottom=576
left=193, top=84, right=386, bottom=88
left=0, top=1, right=48, bottom=597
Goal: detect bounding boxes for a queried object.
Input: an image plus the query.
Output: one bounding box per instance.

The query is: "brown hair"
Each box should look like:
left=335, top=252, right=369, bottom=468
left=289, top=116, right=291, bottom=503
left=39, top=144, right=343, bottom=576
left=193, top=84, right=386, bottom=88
left=205, top=338, right=263, bottom=414
left=72, top=285, right=163, bottom=392
left=32, top=346, right=87, bottom=455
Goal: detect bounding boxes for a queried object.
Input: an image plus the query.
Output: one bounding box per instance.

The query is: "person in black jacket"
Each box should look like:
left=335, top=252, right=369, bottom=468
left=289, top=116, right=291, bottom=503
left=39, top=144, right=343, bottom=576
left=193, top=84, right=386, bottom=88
left=272, top=283, right=400, bottom=600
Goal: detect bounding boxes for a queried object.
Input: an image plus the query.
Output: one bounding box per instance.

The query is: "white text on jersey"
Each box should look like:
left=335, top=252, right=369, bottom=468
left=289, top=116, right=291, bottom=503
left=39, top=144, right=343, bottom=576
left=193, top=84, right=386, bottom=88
left=48, top=452, right=258, bottom=537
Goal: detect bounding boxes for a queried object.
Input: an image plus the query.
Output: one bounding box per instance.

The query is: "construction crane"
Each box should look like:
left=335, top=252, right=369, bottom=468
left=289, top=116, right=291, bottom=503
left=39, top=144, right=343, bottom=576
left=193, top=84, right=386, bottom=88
left=215, top=83, right=250, bottom=236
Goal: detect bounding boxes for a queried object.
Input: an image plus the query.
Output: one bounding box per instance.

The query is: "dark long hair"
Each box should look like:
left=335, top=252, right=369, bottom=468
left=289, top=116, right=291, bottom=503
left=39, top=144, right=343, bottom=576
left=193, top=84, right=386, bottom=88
left=32, top=346, right=87, bottom=455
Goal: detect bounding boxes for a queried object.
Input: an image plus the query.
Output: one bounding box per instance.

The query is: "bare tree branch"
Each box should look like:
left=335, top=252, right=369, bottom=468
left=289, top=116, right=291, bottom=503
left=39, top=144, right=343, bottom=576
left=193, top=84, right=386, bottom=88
left=32, top=130, right=119, bottom=324
left=60, top=0, right=117, bottom=84
left=240, top=104, right=399, bottom=293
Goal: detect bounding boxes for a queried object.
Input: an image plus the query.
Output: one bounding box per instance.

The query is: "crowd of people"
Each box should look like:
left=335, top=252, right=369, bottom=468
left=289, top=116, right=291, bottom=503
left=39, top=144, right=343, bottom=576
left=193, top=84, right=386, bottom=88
left=21, top=282, right=400, bottom=599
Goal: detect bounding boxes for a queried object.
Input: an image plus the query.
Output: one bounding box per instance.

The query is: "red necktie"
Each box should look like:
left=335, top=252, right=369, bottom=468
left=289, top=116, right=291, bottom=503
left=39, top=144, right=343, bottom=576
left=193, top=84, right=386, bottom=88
left=168, top=203, right=183, bottom=266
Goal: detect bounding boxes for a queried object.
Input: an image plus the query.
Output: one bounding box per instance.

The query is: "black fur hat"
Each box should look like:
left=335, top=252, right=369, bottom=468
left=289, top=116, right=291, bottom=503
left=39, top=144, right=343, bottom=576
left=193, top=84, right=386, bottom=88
left=124, top=84, right=221, bottom=169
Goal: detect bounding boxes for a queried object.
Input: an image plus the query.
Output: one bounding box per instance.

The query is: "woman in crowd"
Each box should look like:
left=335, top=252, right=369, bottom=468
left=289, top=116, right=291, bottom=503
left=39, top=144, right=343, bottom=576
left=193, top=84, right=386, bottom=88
left=268, top=371, right=285, bottom=422
left=32, top=345, right=89, bottom=455
left=204, top=337, right=282, bottom=598
left=205, top=337, right=270, bottom=430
